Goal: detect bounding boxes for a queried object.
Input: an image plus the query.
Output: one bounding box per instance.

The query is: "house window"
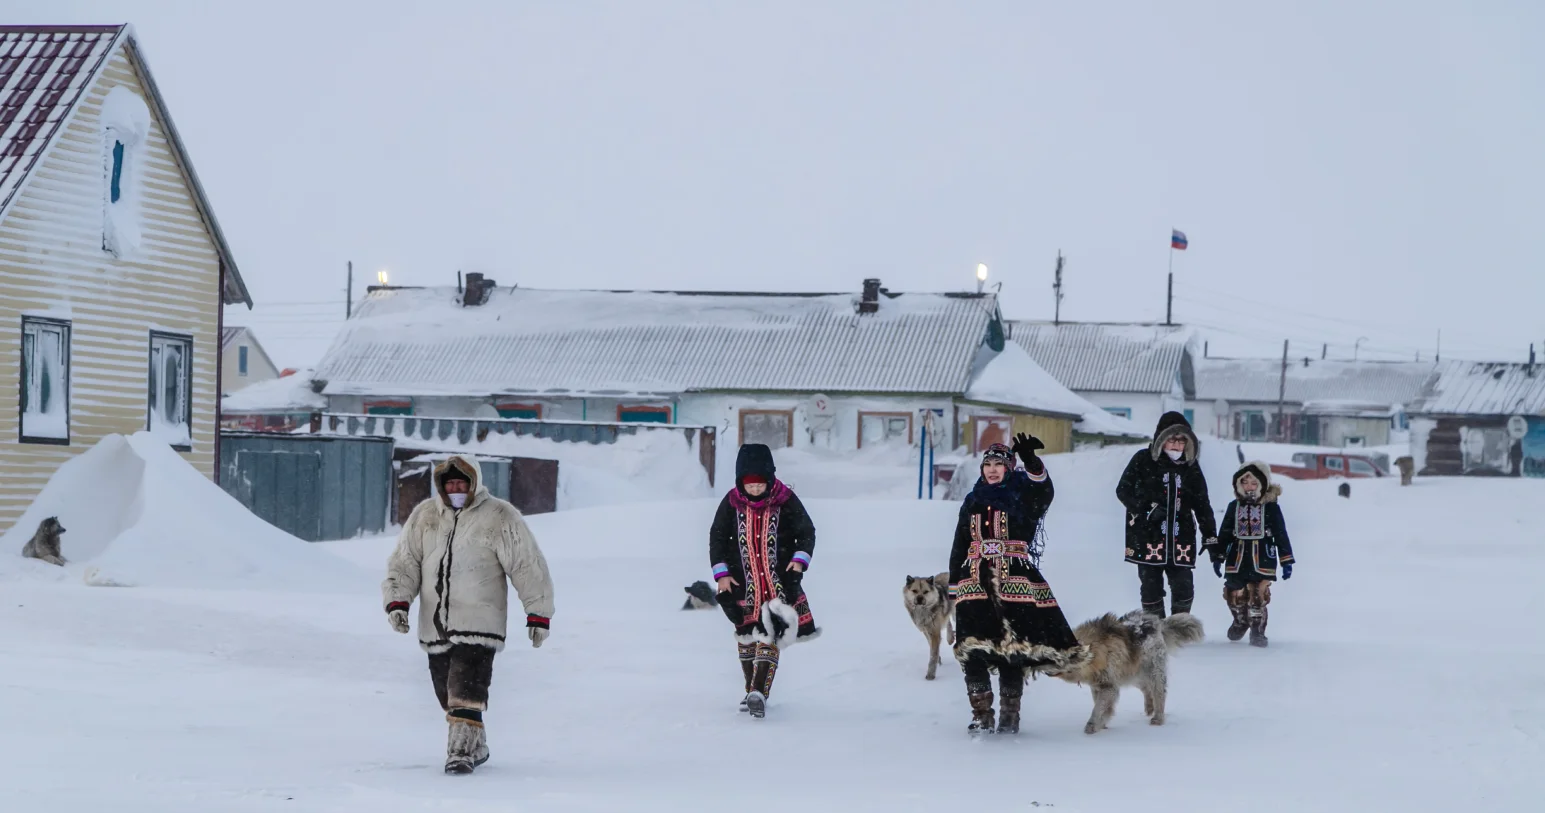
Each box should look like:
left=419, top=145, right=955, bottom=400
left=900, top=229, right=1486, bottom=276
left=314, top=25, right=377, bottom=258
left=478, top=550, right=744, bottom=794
left=859, top=411, right=913, bottom=449
left=147, top=332, right=193, bottom=448
left=364, top=399, right=414, bottom=416
left=1183, top=408, right=1195, bottom=425
left=238, top=345, right=249, bottom=376
left=740, top=409, right=794, bottom=449
left=109, top=140, right=124, bottom=203
left=1238, top=410, right=1268, bottom=441
left=972, top=415, right=1012, bottom=454
left=618, top=405, right=671, bottom=423
left=496, top=403, right=542, bottom=420
left=1103, top=407, right=1132, bottom=419
left=100, top=85, right=151, bottom=258
left=20, top=317, right=71, bottom=444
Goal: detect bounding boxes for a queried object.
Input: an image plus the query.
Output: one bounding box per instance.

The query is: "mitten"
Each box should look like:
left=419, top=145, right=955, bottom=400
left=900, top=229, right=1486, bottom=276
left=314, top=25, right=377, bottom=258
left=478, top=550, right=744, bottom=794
left=386, top=603, right=410, bottom=634
left=1212, top=560, right=1223, bottom=578
left=527, top=614, right=551, bottom=647
left=1282, top=563, right=1293, bottom=580
left=1011, top=432, right=1045, bottom=464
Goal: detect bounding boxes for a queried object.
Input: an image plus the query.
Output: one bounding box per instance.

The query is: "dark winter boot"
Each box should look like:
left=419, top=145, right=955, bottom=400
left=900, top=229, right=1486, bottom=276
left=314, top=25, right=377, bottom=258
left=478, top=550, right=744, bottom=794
left=997, top=681, right=1024, bottom=735
left=1170, top=596, right=1193, bottom=616
left=738, top=643, right=756, bottom=712
left=747, top=643, right=779, bottom=719
left=1225, top=590, right=1250, bottom=642
left=1142, top=600, right=1167, bottom=619
left=444, top=713, right=487, bottom=775
left=968, top=690, right=996, bottom=735
left=1249, top=605, right=1269, bottom=647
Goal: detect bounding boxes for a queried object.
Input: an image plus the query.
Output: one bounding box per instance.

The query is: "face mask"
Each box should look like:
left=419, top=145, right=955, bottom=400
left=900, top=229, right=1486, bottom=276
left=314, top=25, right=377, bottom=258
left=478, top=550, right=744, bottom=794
left=448, top=492, right=468, bottom=509
left=1165, top=449, right=1183, bottom=462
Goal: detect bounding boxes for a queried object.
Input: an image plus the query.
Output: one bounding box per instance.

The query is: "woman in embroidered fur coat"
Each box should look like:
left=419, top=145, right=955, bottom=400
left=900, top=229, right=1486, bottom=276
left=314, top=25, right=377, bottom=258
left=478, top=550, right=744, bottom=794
left=1116, top=411, right=1218, bottom=618
left=950, top=436, right=1089, bottom=736
left=382, top=455, right=555, bottom=774
left=709, top=444, right=819, bottom=719
left=1209, top=460, right=1295, bottom=648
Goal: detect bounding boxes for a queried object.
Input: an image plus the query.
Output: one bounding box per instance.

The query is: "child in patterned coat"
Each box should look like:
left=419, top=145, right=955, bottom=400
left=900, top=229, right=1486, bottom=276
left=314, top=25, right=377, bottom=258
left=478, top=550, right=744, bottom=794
left=1208, top=460, right=1295, bottom=647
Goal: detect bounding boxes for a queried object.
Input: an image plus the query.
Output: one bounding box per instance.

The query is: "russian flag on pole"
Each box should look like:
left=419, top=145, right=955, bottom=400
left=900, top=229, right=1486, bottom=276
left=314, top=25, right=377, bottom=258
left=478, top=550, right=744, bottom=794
left=1171, top=229, right=1188, bottom=250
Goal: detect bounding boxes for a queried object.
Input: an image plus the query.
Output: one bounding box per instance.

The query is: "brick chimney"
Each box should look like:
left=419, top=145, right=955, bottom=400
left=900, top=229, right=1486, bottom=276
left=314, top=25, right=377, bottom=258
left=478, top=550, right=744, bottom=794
left=462, top=272, right=497, bottom=306
left=858, top=278, right=881, bottom=314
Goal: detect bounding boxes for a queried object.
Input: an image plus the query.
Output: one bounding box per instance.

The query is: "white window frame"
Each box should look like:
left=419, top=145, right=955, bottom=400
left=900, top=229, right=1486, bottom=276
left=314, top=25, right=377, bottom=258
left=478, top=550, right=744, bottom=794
left=147, top=331, right=194, bottom=449
left=1103, top=406, right=1133, bottom=419
left=20, top=317, right=71, bottom=445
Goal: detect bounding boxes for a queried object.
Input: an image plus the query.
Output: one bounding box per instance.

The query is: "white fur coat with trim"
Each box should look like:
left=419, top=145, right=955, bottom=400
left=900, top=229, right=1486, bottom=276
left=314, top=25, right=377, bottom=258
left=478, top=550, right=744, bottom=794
left=382, top=457, right=554, bottom=653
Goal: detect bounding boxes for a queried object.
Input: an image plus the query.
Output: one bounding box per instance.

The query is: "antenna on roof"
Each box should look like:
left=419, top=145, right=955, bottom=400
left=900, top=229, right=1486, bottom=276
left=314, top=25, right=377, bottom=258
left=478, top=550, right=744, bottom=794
left=346, top=260, right=353, bottom=319
left=1052, top=251, right=1065, bottom=325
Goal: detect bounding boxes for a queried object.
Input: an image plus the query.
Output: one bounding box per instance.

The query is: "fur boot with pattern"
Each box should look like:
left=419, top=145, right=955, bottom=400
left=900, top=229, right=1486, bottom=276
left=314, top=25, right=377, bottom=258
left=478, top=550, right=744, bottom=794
left=967, top=689, right=996, bottom=735
left=997, top=678, right=1025, bottom=735
left=444, top=715, right=489, bottom=775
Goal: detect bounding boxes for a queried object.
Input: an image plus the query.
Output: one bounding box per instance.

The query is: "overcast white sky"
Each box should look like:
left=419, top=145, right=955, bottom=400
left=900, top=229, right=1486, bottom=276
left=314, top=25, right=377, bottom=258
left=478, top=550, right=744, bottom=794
left=16, top=1, right=1545, bottom=367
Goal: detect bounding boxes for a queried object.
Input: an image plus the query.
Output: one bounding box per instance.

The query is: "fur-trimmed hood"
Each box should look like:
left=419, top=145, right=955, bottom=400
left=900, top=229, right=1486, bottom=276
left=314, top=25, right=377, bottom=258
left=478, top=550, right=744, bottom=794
left=1233, top=460, right=1282, bottom=503
left=1148, top=411, right=1200, bottom=464
left=434, top=455, right=488, bottom=511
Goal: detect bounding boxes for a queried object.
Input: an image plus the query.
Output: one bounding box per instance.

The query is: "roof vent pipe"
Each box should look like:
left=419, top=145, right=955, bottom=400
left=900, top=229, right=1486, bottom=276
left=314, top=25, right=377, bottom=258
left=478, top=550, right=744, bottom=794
left=858, top=278, right=881, bottom=314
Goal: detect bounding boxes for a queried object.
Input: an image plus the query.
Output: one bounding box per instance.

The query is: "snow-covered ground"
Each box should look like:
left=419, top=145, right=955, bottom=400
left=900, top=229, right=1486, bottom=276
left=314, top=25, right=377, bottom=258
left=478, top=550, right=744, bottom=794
left=2, top=441, right=1542, bottom=810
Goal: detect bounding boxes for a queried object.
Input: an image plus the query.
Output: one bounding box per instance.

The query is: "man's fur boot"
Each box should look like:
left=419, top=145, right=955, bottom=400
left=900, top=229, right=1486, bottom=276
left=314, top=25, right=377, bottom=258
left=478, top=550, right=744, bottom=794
left=1247, top=583, right=1271, bottom=648
left=1170, top=595, right=1193, bottom=616
left=996, top=681, right=1024, bottom=735
left=1141, top=600, right=1166, bottom=620
left=967, top=689, right=996, bottom=735
left=445, top=713, right=489, bottom=775
left=1225, top=589, right=1250, bottom=642
left=737, top=642, right=755, bottom=712
left=746, top=643, right=779, bottom=719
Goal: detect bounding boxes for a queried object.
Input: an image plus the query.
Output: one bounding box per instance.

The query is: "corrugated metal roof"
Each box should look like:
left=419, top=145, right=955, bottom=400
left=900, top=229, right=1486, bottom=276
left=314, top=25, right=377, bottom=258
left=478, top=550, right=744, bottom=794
left=1194, top=358, right=1435, bottom=407
left=1408, top=360, right=1545, bottom=416
left=315, top=286, right=1000, bottom=397
left=1010, top=322, right=1192, bottom=394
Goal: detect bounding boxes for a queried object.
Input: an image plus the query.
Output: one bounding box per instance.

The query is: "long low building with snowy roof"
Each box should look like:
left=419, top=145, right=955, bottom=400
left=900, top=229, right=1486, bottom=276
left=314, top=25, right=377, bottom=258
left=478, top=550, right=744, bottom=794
left=310, top=276, right=1146, bottom=460
left=1406, top=359, right=1545, bottom=478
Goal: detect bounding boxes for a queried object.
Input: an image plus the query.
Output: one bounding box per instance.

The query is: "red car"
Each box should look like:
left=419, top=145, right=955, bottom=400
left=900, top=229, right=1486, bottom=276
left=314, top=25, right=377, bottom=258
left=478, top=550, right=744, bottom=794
left=1271, top=451, right=1389, bottom=481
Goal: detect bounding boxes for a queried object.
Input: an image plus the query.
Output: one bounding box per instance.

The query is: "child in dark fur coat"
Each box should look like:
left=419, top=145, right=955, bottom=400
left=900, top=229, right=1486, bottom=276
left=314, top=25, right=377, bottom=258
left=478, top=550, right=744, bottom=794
left=1207, top=461, right=1295, bottom=647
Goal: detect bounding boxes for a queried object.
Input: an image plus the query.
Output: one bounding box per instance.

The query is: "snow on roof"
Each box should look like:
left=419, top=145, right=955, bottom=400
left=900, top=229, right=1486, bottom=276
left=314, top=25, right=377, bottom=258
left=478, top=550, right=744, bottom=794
left=221, top=326, right=245, bottom=350
left=964, top=342, right=1150, bottom=439
left=1194, top=358, right=1435, bottom=407
left=1408, top=360, right=1545, bottom=416
left=0, top=25, right=251, bottom=307
left=222, top=368, right=325, bottom=413
left=1010, top=322, right=1193, bottom=394
left=314, top=286, right=999, bottom=397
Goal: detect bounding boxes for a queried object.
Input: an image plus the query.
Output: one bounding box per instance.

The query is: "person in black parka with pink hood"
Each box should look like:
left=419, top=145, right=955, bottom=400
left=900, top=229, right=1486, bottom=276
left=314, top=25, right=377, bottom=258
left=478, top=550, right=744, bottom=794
left=709, top=444, right=818, bottom=719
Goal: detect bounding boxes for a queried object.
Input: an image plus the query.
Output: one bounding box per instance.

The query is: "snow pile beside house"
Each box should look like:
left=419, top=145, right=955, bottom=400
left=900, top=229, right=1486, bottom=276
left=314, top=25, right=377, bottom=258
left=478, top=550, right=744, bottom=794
left=966, top=343, right=1149, bottom=438
left=0, top=433, right=365, bottom=591
left=222, top=367, right=326, bottom=413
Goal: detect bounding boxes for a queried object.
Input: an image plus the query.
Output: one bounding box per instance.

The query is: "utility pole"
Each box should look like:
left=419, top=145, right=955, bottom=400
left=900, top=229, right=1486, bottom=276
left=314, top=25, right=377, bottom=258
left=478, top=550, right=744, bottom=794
left=346, top=260, right=354, bottom=319
left=1165, top=273, right=1174, bottom=326
left=1436, top=329, right=1442, bottom=363
left=1276, top=339, right=1289, bottom=442
left=1052, top=251, right=1065, bottom=325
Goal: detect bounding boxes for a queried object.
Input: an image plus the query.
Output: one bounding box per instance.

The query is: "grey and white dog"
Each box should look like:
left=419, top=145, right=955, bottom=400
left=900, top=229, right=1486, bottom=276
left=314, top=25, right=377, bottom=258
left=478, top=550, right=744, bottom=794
left=902, top=572, right=955, bottom=680
left=1044, top=609, right=1204, bottom=734
left=21, top=516, right=67, bottom=567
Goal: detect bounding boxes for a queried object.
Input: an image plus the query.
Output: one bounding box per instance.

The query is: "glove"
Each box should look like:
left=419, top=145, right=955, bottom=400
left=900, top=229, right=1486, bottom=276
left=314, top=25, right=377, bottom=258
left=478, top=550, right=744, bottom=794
left=529, top=627, right=549, bottom=648
left=387, top=608, right=410, bottom=634
left=1282, top=563, right=1293, bottom=580
left=1012, top=433, right=1045, bottom=466
left=1212, top=561, right=1223, bottom=578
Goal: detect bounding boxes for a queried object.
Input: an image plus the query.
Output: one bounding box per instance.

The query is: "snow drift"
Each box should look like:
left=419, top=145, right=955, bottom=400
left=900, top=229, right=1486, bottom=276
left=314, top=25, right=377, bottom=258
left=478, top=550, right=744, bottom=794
left=0, top=433, right=364, bottom=591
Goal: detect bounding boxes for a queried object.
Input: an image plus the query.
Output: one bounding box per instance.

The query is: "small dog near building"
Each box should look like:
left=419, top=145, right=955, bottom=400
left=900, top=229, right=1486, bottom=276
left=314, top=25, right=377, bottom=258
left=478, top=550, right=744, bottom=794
left=1044, top=609, right=1203, bottom=734
left=901, top=572, right=954, bottom=680
left=21, top=517, right=67, bottom=567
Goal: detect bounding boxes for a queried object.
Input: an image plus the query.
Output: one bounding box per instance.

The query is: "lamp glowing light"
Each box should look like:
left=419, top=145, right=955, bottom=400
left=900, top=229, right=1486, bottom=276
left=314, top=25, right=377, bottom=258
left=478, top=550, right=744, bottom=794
left=377, top=270, right=389, bottom=285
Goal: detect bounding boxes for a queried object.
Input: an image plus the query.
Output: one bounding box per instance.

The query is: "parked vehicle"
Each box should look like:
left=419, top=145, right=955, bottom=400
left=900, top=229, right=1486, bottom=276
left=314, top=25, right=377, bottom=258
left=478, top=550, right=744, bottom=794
left=1273, top=450, right=1389, bottom=481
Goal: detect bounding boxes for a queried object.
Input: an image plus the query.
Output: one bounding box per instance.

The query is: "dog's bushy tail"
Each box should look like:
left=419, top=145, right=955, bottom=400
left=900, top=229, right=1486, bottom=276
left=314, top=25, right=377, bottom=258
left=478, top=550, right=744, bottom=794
left=1160, top=613, right=1205, bottom=649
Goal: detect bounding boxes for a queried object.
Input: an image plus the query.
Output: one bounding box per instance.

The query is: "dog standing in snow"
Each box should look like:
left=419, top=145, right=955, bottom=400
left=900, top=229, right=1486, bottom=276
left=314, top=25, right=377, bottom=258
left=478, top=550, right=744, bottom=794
left=21, top=516, right=66, bottom=566
left=901, top=572, right=954, bottom=680
left=1043, top=609, right=1204, bottom=734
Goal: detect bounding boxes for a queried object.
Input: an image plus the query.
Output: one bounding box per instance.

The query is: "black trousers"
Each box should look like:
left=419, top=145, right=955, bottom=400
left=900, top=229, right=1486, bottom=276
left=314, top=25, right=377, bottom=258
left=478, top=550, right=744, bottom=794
left=961, top=653, right=1025, bottom=696
left=1137, top=565, right=1194, bottom=614
left=429, top=644, right=497, bottom=712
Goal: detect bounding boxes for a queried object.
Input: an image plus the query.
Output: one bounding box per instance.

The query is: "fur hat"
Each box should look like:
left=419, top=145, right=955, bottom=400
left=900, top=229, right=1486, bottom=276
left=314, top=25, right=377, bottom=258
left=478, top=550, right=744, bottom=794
left=981, top=442, right=1015, bottom=468
left=1149, top=411, right=1199, bottom=463
left=1232, top=460, right=1281, bottom=502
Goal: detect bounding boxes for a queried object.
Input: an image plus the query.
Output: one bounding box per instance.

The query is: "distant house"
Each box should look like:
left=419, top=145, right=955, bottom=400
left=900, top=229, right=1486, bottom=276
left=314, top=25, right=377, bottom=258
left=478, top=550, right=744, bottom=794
left=311, top=278, right=1132, bottom=463
left=0, top=25, right=252, bottom=531
left=221, top=367, right=325, bottom=433
left=1011, top=321, right=1198, bottom=435
left=220, top=326, right=279, bottom=395
left=1407, top=360, right=1545, bottom=477
left=1188, top=358, right=1434, bottom=446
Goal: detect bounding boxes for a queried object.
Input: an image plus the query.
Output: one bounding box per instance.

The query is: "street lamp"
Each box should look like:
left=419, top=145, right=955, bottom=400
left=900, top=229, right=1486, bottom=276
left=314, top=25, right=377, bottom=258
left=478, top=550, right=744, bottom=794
left=377, top=270, right=389, bottom=286
left=976, top=263, right=988, bottom=294
left=1354, top=336, right=1368, bottom=361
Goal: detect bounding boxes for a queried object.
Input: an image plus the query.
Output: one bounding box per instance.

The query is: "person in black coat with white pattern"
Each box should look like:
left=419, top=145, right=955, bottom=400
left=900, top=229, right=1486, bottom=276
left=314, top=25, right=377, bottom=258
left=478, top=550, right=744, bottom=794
left=1209, top=460, right=1295, bottom=648
left=1116, top=411, right=1218, bottom=618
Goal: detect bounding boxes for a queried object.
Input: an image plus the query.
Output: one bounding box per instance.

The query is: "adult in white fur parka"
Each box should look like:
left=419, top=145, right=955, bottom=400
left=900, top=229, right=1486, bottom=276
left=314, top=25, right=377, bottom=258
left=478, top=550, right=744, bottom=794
left=382, top=455, right=555, bottom=775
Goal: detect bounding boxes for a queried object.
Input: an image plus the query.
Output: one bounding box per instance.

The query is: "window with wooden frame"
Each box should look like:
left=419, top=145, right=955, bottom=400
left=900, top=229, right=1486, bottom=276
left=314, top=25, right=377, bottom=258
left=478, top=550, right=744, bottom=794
left=20, top=317, right=71, bottom=445
left=496, top=402, right=542, bottom=420
left=739, top=409, right=794, bottom=449
left=147, top=331, right=194, bottom=449
left=970, top=415, right=1012, bottom=454
left=858, top=411, right=913, bottom=449
left=618, top=405, right=672, bottom=424
left=364, top=399, right=414, bottom=416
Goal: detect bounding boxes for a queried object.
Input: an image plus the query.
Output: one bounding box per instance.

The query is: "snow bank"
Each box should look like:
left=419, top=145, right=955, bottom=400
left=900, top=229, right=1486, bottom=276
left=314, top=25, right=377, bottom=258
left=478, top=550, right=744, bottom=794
left=222, top=368, right=326, bottom=412
left=0, top=433, right=365, bottom=591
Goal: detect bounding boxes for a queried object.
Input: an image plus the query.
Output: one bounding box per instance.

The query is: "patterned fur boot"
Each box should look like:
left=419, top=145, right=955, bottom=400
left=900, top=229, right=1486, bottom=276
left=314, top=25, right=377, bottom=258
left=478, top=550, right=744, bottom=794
left=738, top=643, right=756, bottom=712
left=747, top=643, right=779, bottom=719
left=967, top=690, right=996, bottom=735
left=1248, top=583, right=1270, bottom=647
left=444, top=714, right=488, bottom=775
left=996, top=682, right=1024, bottom=735
left=1225, top=589, right=1250, bottom=642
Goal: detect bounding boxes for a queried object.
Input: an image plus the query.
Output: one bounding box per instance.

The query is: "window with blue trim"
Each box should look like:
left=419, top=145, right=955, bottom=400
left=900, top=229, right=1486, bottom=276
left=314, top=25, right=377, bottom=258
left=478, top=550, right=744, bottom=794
left=1183, top=408, right=1194, bottom=425
left=238, top=345, right=249, bottom=376
left=619, top=405, right=671, bottom=424
left=110, top=140, right=124, bottom=203
left=497, top=403, right=541, bottom=420
left=1104, top=407, right=1132, bottom=419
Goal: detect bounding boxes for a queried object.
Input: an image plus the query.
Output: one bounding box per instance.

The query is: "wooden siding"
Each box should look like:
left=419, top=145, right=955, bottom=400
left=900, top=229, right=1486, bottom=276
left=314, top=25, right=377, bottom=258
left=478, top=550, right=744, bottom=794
left=1012, top=414, right=1074, bottom=455
left=0, top=46, right=221, bottom=532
